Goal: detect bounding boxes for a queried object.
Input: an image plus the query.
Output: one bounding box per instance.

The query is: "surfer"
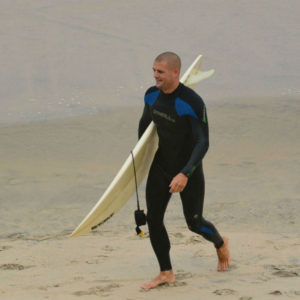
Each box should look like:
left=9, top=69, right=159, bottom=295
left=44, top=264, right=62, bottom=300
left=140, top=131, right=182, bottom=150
left=138, top=52, right=231, bottom=290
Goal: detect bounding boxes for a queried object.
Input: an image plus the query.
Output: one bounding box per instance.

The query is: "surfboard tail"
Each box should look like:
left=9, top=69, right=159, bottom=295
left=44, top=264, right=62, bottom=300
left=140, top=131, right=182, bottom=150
left=185, top=69, right=215, bottom=88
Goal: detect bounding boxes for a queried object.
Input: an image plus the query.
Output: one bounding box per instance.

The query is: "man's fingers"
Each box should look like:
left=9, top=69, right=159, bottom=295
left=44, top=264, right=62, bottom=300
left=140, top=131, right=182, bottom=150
left=169, top=183, right=184, bottom=193
left=169, top=184, right=175, bottom=193
left=169, top=173, right=188, bottom=193
left=169, top=183, right=176, bottom=193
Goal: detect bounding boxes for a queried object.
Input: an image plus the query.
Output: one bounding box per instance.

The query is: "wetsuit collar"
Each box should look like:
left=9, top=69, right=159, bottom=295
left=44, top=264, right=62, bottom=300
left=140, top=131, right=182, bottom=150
left=160, top=82, right=182, bottom=96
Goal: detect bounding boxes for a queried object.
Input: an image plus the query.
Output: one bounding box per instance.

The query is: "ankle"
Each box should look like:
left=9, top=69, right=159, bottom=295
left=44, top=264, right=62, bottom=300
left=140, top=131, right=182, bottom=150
left=159, top=270, right=175, bottom=281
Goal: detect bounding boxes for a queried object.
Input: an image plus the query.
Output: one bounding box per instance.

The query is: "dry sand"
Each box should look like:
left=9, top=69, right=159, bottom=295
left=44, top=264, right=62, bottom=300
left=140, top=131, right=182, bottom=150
left=1, top=98, right=299, bottom=299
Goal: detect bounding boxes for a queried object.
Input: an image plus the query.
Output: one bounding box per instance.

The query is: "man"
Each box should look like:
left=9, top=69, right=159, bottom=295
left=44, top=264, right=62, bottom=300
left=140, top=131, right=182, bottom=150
left=138, top=52, right=230, bottom=290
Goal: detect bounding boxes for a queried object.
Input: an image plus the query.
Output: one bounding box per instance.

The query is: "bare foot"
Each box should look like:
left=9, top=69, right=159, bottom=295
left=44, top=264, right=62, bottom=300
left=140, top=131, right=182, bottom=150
left=141, top=270, right=175, bottom=290
left=216, top=236, right=231, bottom=271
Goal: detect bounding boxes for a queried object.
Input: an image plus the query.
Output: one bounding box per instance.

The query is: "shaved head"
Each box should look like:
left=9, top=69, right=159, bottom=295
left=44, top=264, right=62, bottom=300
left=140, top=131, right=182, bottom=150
left=154, top=52, right=181, bottom=72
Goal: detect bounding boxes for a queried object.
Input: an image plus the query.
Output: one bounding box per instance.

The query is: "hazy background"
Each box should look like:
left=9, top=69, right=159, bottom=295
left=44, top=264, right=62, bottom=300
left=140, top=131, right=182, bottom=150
left=1, top=0, right=299, bottom=124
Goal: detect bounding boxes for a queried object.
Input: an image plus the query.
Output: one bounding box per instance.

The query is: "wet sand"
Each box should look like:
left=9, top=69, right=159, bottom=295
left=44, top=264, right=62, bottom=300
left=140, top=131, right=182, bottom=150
left=1, top=98, right=299, bottom=299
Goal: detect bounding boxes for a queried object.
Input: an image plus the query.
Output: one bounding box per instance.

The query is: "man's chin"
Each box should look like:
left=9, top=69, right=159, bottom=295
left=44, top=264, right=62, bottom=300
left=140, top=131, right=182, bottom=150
left=156, top=82, right=163, bottom=89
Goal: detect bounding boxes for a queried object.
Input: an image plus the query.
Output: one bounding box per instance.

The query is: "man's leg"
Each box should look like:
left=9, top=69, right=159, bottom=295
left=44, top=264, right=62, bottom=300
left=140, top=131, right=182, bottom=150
left=141, top=162, right=175, bottom=289
left=180, top=164, right=231, bottom=271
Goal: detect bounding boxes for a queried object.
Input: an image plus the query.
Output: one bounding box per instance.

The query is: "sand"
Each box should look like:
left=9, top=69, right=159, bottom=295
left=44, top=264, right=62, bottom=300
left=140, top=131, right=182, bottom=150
left=1, top=0, right=300, bottom=299
left=1, top=98, right=299, bottom=299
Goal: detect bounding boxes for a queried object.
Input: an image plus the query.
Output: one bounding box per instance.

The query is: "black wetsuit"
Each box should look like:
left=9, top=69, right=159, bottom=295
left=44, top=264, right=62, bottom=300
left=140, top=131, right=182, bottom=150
left=138, top=83, right=224, bottom=271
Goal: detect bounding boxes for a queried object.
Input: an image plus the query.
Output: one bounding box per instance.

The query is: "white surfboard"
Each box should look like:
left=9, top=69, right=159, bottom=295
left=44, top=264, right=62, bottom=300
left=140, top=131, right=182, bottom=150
left=70, top=54, right=214, bottom=237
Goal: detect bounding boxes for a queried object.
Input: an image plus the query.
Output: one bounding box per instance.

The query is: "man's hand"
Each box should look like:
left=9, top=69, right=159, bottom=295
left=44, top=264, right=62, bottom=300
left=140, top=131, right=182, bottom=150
left=169, top=173, right=188, bottom=193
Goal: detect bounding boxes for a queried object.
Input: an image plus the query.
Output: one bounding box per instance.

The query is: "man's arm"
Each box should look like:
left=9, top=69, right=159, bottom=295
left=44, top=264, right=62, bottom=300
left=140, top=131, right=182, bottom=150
left=169, top=109, right=209, bottom=194
left=138, top=104, right=152, bottom=139
left=181, top=115, right=209, bottom=177
left=169, top=117, right=209, bottom=193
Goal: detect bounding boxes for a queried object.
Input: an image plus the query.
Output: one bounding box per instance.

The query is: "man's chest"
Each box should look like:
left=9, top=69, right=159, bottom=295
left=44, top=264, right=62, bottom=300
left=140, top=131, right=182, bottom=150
left=150, top=97, right=188, bottom=132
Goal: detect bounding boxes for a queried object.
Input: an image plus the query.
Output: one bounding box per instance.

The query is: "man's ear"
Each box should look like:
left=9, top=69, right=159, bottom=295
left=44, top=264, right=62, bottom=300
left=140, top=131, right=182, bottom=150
left=174, top=68, right=180, bottom=77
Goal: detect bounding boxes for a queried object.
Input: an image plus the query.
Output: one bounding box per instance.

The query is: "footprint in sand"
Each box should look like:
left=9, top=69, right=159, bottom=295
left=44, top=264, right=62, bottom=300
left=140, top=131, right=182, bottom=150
left=73, top=276, right=84, bottom=281
left=292, top=291, right=300, bottom=296
left=171, top=281, right=187, bottom=287
left=269, top=290, right=282, bottom=295
left=169, top=232, right=185, bottom=245
left=102, top=245, right=115, bottom=252
left=73, top=283, right=120, bottom=296
left=0, top=264, right=31, bottom=271
left=171, top=232, right=185, bottom=238
left=38, top=284, right=60, bottom=291
left=273, top=270, right=299, bottom=277
left=85, top=257, right=108, bottom=264
left=268, top=264, right=299, bottom=278
left=175, top=270, right=194, bottom=280
left=214, top=289, right=237, bottom=296
left=0, top=246, right=12, bottom=251
left=185, top=236, right=204, bottom=245
left=269, top=290, right=300, bottom=297
left=154, top=281, right=187, bottom=290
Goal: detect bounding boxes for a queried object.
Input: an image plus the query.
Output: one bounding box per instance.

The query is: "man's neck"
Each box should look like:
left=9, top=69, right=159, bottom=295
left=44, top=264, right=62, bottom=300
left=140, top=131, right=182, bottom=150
left=162, top=81, right=180, bottom=94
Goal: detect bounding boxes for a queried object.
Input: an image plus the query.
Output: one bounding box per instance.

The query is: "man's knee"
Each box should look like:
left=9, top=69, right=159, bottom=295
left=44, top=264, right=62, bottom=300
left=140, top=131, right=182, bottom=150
left=187, top=215, right=217, bottom=239
left=187, top=214, right=212, bottom=235
left=186, top=214, right=202, bottom=233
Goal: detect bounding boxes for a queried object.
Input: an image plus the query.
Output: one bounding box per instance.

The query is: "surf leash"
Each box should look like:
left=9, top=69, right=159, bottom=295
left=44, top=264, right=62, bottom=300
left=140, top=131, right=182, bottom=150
left=130, top=151, right=147, bottom=237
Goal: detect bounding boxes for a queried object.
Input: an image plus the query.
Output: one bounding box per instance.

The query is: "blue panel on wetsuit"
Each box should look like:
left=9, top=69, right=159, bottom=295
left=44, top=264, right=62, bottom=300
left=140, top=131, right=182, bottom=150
left=175, top=98, right=199, bottom=120
left=201, top=226, right=214, bottom=235
left=145, top=90, right=160, bottom=106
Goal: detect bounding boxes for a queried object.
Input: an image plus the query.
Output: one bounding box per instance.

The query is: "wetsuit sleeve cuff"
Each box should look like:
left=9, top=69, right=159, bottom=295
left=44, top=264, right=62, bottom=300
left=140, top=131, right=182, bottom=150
left=181, top=165, right=197, bottom=178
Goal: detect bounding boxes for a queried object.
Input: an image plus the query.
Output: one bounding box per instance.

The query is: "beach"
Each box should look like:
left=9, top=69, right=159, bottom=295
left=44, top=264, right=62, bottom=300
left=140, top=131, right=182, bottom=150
left=1, top=98, right=299, bottom=299
left=1, top=0, right=300, bottom=299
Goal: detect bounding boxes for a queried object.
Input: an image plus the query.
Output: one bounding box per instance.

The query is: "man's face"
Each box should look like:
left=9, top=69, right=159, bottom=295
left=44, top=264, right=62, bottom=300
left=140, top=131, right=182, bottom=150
left=152, top=60, right=178, bottom=93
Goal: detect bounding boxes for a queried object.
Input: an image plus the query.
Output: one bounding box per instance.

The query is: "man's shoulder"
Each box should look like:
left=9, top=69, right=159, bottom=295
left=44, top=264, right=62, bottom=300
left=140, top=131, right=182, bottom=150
left=144, top=86, right=160, bottom=106
left=145, top=86, right=159, bottom=95
left=174, top=84, right=208, bottom=121
left=179, top=84, right=205, bottom=110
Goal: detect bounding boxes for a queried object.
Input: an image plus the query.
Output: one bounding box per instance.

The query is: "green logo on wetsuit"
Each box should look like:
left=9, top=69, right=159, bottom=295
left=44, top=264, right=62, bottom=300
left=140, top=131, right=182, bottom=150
left=186, top=165, right=197, bottom=177
left=202, top=107, right=207, bottom=124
